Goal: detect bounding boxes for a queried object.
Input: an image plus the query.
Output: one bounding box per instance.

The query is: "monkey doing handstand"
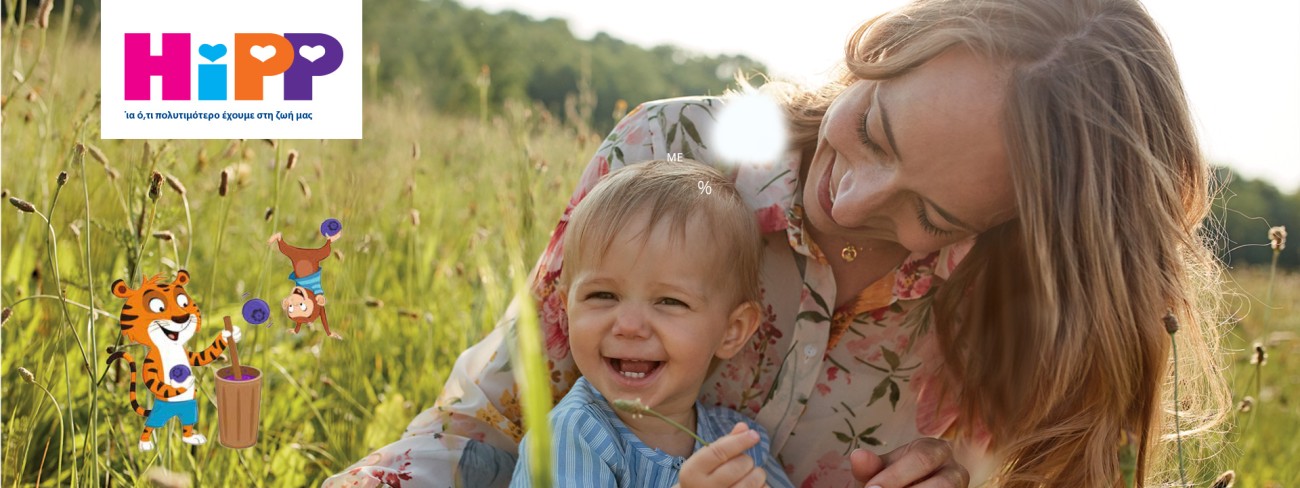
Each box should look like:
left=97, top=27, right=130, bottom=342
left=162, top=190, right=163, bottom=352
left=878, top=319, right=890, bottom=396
left=268, top=231, right=342, bottom=339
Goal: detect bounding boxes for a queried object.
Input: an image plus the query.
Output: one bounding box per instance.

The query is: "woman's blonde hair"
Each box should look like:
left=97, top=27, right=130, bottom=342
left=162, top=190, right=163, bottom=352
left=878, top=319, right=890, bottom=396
left=560, top=160, right=764, bottom=306
left=771, top=0, right=1230, bottom=485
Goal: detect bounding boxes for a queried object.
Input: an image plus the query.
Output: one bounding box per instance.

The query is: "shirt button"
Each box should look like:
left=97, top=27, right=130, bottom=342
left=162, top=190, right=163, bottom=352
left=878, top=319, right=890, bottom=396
left=804, top=345, right=818, bottom=359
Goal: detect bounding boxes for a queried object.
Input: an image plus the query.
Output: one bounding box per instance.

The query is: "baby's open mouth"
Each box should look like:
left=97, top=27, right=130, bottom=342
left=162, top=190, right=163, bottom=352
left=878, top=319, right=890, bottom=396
left=606, top=357, right=663, bottom=379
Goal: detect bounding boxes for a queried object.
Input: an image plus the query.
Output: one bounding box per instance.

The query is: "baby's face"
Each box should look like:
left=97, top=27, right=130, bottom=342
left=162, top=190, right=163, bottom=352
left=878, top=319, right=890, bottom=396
left=566, top=214, right=750, bottom=418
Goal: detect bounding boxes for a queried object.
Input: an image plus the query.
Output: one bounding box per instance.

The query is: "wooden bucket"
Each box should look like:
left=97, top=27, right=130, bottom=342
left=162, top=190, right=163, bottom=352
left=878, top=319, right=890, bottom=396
left=215, top=366, right=262, bottom=449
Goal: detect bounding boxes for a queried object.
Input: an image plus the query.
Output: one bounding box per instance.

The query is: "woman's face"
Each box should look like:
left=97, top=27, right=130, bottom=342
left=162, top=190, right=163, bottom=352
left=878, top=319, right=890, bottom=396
left=803, top=48, right=1017, bottom=254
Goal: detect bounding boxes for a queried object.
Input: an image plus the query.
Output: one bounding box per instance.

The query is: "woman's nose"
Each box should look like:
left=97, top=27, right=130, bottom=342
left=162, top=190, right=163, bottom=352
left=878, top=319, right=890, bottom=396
left=611, top=307, right=651, bottom=339
left=832, top=160, right=899, bottom=226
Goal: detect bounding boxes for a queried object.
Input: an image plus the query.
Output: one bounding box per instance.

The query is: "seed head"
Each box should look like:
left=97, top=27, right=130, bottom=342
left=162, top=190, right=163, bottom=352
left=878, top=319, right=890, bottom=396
left=1251, top=343, right=1266, bottom=366
left=9, top=197, right=36, bottom=213
left=105, top=167, right=121, bottom=181
left=164, top=174, right=187, bottom=196
left=365, top=298, right=384, bottom=308
left=219, top=170, right=230, bottom=196
left=264, top=207, right=274, bottom=221
left=1, top=307, right=12, bottom=325
left=1238, top=396, right=1253, bottom=413
left=56, top=171, right=68, bottom=186
left=1210, top=470, right=1235, bottom=488
left=410, top=209, right=420, bottom=227
left=263, top=139, right=277, bottom=149
left=148, top=171, right=163, bottom=201
left=285, top=150, right=299, bottom=171
left=1269, top=226, right=1287, bottom=252
left=298, top=177, right=311, bottom=199
left=411, top=142, right=421, bottom=160
left=18, top=367, right=35, bottom=384
left=85, top=143, right=109, bottom=166
left=611, top=398, right=649, bottom=419
left=1162, top=310, right=1179, bottom=335
left=153, top=231, right=175, bottom=241
left=35, top=0, right=53, bottom=28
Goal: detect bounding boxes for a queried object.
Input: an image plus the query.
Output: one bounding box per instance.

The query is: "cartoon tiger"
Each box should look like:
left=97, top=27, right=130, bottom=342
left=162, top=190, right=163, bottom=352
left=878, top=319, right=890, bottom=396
left=106, top=270, right=241, bottom=451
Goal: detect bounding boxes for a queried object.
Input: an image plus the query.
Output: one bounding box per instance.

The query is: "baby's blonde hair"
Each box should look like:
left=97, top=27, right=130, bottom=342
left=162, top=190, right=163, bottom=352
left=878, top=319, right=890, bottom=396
left=560, top=160, right=763, bottom=306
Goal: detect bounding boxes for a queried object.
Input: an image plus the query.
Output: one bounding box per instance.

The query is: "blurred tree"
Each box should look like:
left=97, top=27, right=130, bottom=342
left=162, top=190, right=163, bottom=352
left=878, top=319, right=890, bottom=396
left=1212, top=167, right=1299, bottom=270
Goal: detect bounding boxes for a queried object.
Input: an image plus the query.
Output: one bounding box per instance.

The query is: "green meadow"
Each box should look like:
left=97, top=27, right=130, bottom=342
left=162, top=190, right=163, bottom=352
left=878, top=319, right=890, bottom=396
left=3, top=20, right=1297, bottom=488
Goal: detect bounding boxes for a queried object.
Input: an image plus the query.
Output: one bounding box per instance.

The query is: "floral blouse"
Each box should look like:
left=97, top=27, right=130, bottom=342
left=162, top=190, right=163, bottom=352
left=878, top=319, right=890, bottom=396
left=324, top=97, right=999, bottom=488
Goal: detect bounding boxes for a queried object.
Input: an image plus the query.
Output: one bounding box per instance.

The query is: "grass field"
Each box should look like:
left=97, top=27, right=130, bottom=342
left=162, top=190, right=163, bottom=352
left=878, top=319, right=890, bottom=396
left=3, top=25, right=1297, bottom=487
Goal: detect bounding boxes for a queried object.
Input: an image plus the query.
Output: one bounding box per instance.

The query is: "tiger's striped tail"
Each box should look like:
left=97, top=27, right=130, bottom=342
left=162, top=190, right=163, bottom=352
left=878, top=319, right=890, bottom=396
left=106, top=349, right=150, bottom=417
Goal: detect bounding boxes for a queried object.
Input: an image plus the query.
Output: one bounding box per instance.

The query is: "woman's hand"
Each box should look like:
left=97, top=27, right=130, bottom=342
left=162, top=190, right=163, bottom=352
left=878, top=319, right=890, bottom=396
left=678, top=422, right=766, bottom=488
left=850, top=438, right=970, bottom=488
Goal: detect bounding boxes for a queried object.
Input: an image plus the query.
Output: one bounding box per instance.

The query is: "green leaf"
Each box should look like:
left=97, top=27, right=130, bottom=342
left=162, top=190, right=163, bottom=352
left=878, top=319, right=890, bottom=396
left=808, top=287, right=831, bottom=315
left=666, top=122, right=678, bottom=150
left=863, top=436, right=883, bottom=446
left=882, top=347, right=900, bottom=370
left=888, top=379, right=900, bottom=410
left=680, top=116, right=705, bottom=149
left=834, top=431, right=853, bottom=443
left=869, top=378, right=890, bottom=406
left=861, top=424, right=881, bottom=435
left=612, top=146, right=625, bottom=165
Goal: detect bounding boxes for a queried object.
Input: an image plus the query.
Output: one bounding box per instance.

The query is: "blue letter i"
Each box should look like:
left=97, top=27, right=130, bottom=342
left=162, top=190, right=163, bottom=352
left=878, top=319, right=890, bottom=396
left=198, top=63, right=227, bottom=100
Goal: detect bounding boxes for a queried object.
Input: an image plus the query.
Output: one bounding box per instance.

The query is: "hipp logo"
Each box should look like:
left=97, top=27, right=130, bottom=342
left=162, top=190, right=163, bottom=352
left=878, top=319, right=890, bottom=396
left=101, top=0, right=361, bottom=139
left=124, top=33, right=343, bottom=101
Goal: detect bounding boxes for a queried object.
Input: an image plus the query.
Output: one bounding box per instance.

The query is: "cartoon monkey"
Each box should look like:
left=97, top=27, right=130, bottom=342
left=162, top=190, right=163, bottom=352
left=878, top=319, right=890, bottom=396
left=268, top=231, right=342, bottom=339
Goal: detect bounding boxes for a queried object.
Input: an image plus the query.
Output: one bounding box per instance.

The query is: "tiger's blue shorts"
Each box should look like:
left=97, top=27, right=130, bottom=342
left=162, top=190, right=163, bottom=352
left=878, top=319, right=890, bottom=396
left=145, top=399, right=198, bottom=428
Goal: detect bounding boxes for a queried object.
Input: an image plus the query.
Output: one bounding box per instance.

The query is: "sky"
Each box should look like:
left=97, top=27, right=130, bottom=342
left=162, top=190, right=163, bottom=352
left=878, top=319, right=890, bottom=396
left=461, top=0, right=1300, bottom=192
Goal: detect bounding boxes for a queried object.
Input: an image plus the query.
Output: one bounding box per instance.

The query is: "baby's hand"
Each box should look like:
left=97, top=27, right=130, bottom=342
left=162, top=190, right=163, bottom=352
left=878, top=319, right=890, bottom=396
left=679, top=422, right=766, bottom=488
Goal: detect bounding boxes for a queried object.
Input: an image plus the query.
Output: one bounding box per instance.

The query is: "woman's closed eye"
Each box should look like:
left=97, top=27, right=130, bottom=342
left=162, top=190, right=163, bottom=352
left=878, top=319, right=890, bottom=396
left=915, top=197, right=955, bottom=237
left=858, top=109, right=889, bottom=159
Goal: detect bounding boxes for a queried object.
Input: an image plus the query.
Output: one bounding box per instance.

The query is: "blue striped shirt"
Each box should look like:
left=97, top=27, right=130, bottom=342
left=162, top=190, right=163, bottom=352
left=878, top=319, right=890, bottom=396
left=511, top=377, right=794, bottom=488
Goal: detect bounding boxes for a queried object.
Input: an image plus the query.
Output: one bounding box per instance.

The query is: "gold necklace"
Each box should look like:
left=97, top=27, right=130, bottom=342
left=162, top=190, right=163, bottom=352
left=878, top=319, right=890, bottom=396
left=841, top=243, right=859, bottom=262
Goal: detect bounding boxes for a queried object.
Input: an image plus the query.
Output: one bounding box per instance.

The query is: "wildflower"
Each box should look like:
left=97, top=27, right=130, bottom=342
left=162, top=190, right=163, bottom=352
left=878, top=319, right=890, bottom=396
left=286, top=150, right=299, bottom=171
left=1269, top=226, right=1286, bottom=251
left=18, top=367, right=35, bottom=384
left=56, top=171, right=68, bottom=186
left=219, top=170, right=230, bottom=196
left=9, top=197, right=35, bottom=213
left=1162, top=310, right=1179, bottom=335
left=165, top=174, right=187, bottom=195
left=1238, top=396, right=1253, bottom=413
left=1210, top=470, right=1235, bottom=488
left=1251, top=343, right=1266, bottom=366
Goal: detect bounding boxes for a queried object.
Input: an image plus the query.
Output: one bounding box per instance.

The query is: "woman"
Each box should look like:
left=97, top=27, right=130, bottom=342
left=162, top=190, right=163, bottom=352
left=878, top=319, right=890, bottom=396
left=327, top=0, right=1229, bottom=485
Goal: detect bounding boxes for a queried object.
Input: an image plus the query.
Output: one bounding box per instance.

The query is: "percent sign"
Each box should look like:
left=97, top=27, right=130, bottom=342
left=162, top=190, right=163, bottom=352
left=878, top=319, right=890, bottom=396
left=697, top=181, right=713, bottom=195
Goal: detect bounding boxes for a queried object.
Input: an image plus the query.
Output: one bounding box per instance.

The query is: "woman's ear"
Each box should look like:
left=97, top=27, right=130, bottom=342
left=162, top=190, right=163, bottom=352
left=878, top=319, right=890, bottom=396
left=715, top=301, right=761, bottom=360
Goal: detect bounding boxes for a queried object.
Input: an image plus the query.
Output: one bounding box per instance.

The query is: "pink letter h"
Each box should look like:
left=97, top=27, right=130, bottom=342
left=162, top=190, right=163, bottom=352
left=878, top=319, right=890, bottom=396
left=124, top=33, right=191, bottom=100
